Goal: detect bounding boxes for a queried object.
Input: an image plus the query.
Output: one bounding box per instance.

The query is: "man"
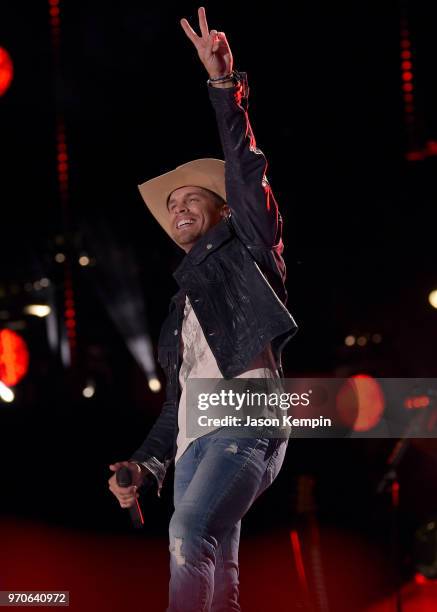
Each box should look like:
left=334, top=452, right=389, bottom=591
left=108, top=7, right=298, bottom=611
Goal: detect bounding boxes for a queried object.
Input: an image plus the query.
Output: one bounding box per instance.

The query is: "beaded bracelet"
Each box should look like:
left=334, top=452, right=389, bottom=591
left=208, top=71, right=234, bottom=82
left=207, top=70, right=239, bottom=87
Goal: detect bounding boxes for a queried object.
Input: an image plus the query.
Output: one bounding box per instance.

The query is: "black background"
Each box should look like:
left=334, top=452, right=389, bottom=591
left=0, top=0, right=436, bottom=573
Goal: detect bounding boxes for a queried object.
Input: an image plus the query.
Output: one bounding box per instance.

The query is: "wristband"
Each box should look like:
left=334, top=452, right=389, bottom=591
left=207, top=70, right=238, bottom=86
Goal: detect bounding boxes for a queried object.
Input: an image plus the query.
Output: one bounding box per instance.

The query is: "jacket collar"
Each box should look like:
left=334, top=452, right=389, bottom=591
left=173, top=219, right=234, bottom=283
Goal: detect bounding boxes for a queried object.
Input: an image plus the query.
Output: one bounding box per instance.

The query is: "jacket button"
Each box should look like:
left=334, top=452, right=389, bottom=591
left=173, top=329, right=178, bottom=335
left=206, top=243, right=213, bottom=250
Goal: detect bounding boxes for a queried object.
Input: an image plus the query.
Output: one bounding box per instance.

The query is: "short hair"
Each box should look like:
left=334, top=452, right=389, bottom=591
left=202, top=187, right=227, bottom=208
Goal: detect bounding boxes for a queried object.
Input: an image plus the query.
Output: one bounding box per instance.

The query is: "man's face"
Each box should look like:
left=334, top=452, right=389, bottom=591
left=167, top=185, right=228, bottom=252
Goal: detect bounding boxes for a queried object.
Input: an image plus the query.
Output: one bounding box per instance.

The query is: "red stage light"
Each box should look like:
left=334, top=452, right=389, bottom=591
left=336, top=374, right=385, bottom=432
left=0, top=329, right=30, bottom=387
left=404, top=395, right=430, bottom=409
left=0, top=48, right=14, bottom=97
left=415, top=573, right=428, bottom=585
left=402, top=71, right=413, bottom=82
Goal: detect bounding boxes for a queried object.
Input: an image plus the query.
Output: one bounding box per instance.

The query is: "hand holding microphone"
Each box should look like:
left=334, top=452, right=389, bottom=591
left=108, top=461, right=154, bottom=528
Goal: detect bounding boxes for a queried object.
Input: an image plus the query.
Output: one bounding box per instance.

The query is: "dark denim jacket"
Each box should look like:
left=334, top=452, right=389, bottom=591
left=130, top=73, right=298, bottom=493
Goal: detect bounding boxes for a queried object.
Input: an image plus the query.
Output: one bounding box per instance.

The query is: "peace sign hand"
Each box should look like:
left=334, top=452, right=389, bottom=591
left=180, top=6, right=233, bottom=79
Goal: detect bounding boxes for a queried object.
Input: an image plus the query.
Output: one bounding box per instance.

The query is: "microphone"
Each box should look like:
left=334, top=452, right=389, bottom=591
left=116, top=466, right=145, bottom=529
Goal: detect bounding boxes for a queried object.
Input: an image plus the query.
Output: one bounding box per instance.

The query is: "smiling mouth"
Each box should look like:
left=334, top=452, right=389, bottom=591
left=176, top=219, right=196, bottom=230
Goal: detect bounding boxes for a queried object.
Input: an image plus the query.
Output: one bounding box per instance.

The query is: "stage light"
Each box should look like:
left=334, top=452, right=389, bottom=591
left=78, top=255, right=90, bottom=267
left=0, top=381, right=14, bottom=403
left=0, top=329, right=29, bottom=386
left=148, top=378, right=161, bottom=393
left=55, top=253, right=66, bottom=263
left=33, top=281, right=42, bottom=291
left=428, top=290, right=437, bottom=309
left=344, top=335, right=355, bottom=347
left=82, top=385, right=95, bottom=399
left=336, top=374, right=385, bottom=432
left=357, top=336, right=367, bottom=346
left=0, top=48, right=14, bottom=97
left=24, top=305, right=51, bottom=318
left=371, top=333, right=382, bottom=343
left=40, top=278, right=50, bottom=288
left=404, top=394, right=430, bottom=410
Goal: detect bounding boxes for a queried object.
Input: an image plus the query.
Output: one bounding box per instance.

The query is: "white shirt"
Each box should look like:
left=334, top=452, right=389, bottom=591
left=175, top=296, right=279, bottom=463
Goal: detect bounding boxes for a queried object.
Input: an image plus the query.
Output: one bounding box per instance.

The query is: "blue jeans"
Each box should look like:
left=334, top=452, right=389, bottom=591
left=166, top=430, right=288, bottom=612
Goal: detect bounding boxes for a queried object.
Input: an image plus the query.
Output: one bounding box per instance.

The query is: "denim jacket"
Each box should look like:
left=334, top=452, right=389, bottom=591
left=130, top=73, right=298, bottom=495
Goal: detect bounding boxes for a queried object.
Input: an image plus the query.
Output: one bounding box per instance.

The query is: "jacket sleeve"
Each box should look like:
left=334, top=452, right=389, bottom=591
left=207, top=72, right=282, bottom=248
left=129, top=298, right=183, bottom=496
left=129, top=373, right=177, bottom=495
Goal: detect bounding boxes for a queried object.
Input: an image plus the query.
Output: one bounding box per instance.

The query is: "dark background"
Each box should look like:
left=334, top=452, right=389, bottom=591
left=0, top=0, right=437, bottom=601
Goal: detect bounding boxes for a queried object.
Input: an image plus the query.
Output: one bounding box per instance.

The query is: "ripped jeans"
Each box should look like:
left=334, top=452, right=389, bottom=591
left=166, top=430, right=288, bottom=612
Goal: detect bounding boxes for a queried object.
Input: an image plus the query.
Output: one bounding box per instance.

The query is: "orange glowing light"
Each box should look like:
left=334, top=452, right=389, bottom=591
left=0, top=329, right=30, bottom=387
left=0, top=48, right=14, bottom=97
left=336, top=374, right=385, bottom=432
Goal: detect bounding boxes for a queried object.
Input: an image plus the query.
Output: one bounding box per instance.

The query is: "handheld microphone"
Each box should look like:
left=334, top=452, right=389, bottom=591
left=116, top=466, right=144, bottom=529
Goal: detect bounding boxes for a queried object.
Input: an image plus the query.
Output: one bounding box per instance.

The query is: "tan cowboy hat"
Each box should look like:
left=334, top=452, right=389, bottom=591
left=138, top=158, right=226, bottom=240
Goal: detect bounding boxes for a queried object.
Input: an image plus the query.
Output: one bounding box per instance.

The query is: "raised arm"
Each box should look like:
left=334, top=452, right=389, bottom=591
left=180, top=7, right=281, bottom=248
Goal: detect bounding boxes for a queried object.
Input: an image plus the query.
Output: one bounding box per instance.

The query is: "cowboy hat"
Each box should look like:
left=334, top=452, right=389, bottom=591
left=138, top=158, right=226, bottom=241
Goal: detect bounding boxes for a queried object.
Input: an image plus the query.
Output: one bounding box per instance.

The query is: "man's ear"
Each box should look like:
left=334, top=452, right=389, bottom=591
left=221, top=204, right=231, bottom=219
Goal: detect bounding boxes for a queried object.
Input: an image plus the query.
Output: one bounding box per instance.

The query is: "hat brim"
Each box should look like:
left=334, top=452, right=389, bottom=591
left=138, top=158, right=226, bottom=242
